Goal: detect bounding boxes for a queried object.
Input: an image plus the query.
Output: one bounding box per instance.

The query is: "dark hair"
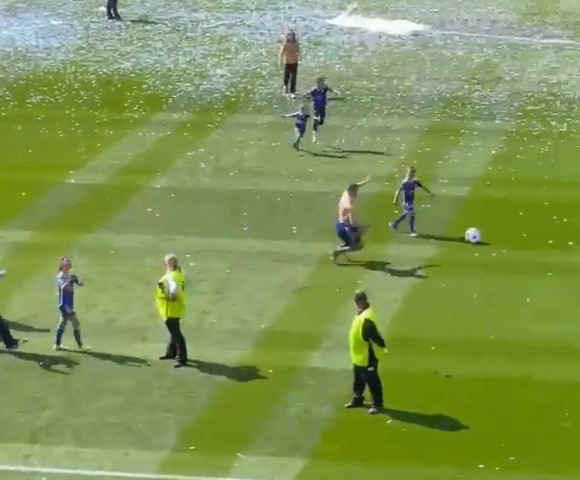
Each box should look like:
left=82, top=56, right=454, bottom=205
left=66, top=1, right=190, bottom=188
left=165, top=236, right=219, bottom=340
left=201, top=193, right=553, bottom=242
left=347, top=184, right=359, bottom=194
left=287, top=30, right=296, bottom=42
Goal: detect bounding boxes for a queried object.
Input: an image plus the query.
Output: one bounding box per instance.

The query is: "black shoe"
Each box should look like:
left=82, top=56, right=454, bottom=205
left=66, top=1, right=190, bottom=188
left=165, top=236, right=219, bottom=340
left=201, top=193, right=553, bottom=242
left=344, top=399, right=364, bottom=409
left=159, top=355, right=175, bottom=360
left=6, top=339, right=26, bottom=351
left=114, top=14, right=123, bottom=20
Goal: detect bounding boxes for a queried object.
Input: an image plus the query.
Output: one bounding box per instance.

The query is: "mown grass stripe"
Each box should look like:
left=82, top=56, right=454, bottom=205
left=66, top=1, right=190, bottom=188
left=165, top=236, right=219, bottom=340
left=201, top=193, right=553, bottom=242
left=2, top=228, right=573, bottom=267
left=0, top=95, right=246, bottom=303
left=232, top=113, right=518, bottom=480
left=297, top=87, right=578, bottom=479
left=0, top=77, right=165, bottom=227
left=158, top=88, right=486, bottom=476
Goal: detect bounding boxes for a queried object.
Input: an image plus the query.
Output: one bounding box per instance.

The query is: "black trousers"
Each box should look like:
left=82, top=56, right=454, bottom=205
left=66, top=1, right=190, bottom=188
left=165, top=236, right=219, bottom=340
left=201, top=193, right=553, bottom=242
left=106, top=0, right=121, bottom=19
left=164, top=318, right=188, bottom=363
left=283, top=63, right=298, bottom=94
left=0, top=316, right=17, bottom=348
left=352, top=363, right=383, bottom=408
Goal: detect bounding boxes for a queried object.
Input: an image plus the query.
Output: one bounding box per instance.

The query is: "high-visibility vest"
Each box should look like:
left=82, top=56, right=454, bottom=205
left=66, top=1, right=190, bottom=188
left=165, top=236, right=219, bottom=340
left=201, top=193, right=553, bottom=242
left=349, top=307, right=379, bottom=367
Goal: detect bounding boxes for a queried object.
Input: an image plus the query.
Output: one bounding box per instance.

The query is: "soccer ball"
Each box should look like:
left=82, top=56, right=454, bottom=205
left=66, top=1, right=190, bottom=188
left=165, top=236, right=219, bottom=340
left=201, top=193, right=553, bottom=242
left=465, top=227, right=481, bottom=244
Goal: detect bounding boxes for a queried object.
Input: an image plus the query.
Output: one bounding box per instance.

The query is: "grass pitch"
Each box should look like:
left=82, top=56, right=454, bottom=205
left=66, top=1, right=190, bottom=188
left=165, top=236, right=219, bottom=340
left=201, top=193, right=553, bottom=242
left=1, top=0, right=580, bottom=479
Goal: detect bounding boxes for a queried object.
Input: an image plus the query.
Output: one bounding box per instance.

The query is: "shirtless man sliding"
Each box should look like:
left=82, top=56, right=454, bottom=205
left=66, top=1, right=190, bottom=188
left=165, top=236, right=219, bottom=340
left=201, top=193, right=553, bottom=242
left=332, top=177, right=371, bottom=264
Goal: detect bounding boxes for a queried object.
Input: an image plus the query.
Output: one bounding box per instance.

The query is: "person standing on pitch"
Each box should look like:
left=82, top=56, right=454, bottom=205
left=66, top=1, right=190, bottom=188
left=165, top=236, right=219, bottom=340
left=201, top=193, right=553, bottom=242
left=105, top=0, right=122, bottom=20
left=54, top=257, right=87, bottom=351
left=278, top=30, right=300, bottom=98
left=345, top=290, right=388, bottom=415
left=156, top=254, right=188, bottom=368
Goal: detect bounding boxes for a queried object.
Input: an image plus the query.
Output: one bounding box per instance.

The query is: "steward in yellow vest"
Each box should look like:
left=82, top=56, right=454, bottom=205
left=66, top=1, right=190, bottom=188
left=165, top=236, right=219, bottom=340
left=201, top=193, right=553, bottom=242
left=156, top=253, right=188, bottom=368
left=346, top=290, right=387, bottom=415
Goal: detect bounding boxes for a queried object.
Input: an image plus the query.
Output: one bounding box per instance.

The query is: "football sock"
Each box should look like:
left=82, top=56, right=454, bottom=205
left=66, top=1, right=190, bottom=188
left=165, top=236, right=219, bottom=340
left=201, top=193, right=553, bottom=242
left=409, top=213, right=416, bottom=232
left=55, top=328, right=64, bottom=346
left=393, top=211, right=407, bottom=227
left=73, top=329, right=83, bottom=348
left=294, top=131, right=301, bottom=148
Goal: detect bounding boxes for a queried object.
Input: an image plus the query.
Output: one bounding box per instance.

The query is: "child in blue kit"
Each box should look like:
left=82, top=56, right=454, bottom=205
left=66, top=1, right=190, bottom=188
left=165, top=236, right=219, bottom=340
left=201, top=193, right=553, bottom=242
left=281, top=105, right=310, bottom=150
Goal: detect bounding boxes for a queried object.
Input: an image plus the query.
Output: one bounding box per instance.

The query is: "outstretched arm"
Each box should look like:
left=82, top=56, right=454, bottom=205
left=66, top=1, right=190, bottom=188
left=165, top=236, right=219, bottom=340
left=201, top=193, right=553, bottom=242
left=417, top=179, right=434, bottom=195
left=356, top=176, right=371, bottom=188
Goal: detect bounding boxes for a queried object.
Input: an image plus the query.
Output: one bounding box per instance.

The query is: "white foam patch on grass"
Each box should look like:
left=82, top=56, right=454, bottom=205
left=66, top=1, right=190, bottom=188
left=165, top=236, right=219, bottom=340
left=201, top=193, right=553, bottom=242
left=326, top=12, right=579, bottom=46
left=327, top=14, right=431, bottom=35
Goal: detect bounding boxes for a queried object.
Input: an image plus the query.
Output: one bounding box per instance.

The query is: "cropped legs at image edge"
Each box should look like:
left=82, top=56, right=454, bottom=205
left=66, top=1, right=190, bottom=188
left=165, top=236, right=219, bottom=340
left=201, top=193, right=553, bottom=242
left=106, top=0, right=122, bottom=20
left=0, top=0, right=580, bottom=480
left=0, top=315, right=18, bottom=349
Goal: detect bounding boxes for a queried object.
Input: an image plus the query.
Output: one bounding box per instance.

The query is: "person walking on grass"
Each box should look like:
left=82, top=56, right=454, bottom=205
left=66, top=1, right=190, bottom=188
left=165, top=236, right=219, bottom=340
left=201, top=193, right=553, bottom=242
left=54, top=257, right=88, bottom=351
left=278, top=30, right=300, bottom=98
left=156, top=254, right=188, bottom=368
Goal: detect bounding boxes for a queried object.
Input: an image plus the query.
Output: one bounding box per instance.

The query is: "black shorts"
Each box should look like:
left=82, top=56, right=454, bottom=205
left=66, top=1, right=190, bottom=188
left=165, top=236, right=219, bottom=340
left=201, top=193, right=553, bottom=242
left=314, top=107, right=326, bottom=125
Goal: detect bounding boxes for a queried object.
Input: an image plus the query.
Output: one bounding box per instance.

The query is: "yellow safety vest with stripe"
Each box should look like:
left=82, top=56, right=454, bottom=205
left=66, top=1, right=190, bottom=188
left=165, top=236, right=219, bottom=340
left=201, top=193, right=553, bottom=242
left=155, top=269, right=186, bottom=319
left=349, top=307, right=380, bottom=367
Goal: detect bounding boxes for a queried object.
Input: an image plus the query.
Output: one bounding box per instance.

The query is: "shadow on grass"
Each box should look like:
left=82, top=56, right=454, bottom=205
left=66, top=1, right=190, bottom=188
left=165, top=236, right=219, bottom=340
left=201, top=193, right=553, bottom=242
left=7, top=319, right=50, bottom=333
left=188, top=359, right=267, bottom=382
left=383, top=408, right=469, bottom=432
left=127, top=18, right=166, bottom=25
left=1, top=350, right=79, bottom=374
left=301, top=149, right=349, bottom=159
left=78, top=350, right=151, bottom=367
left=339, top=260, right=440, bottom=279
left=418, top=233, right=490, bottom=246
left=326, top=145, right=389, bottom=156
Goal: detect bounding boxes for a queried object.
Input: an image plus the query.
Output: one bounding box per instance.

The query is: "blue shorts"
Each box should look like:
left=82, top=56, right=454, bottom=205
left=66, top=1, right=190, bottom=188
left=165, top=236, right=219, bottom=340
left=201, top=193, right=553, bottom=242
left=295, top=126, right=306, bottom=137
left=336, top=222, right=359, bottom=246
left=314, top=107, right=326, bottom=125
left=403, top=202, right=414, bottom=212
left=59, top=305, right=75, bottom=317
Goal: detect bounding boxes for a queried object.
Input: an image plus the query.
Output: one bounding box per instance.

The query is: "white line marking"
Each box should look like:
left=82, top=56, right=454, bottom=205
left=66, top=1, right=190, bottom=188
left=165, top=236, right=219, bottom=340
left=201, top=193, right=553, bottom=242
left=0, top=464, right=252, bottom=480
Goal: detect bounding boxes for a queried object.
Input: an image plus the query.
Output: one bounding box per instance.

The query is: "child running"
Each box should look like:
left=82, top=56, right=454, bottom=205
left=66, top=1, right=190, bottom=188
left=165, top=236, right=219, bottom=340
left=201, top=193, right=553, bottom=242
left=281, top=105, right=310, bottom=150
left=307, top=76, right=339, bottom=143
left=390, top=166, right=434, bottom=236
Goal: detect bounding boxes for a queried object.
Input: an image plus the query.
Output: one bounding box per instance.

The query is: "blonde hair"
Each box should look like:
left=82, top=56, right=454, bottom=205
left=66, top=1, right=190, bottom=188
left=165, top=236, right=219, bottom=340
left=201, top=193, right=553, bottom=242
left=164, top=253, right=180, bottom=271
left=59, top=256, right=71, bottom=272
